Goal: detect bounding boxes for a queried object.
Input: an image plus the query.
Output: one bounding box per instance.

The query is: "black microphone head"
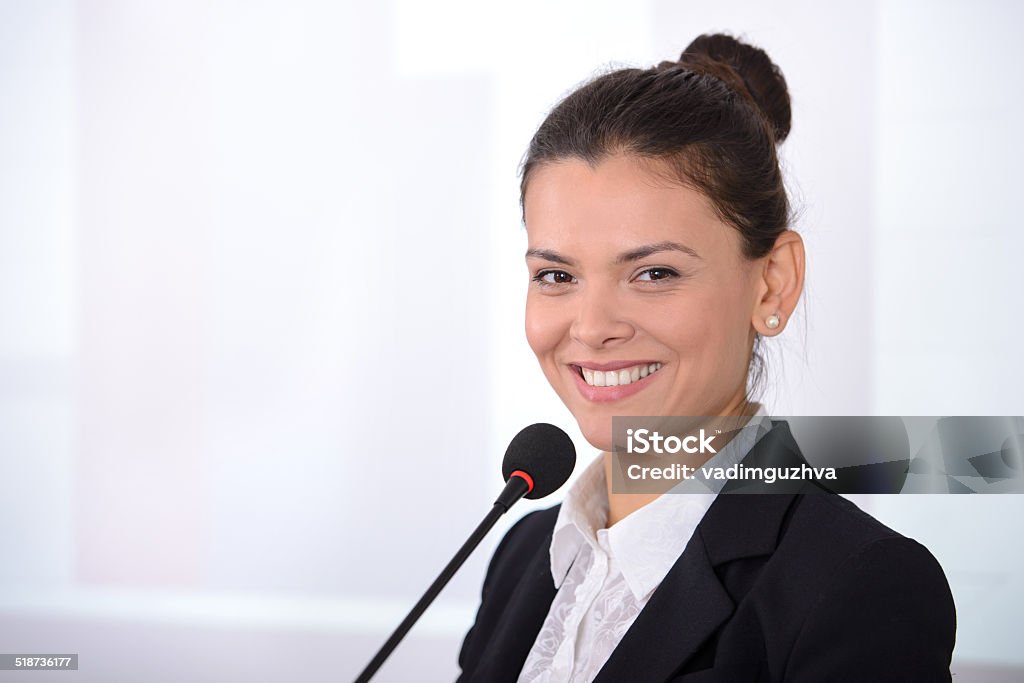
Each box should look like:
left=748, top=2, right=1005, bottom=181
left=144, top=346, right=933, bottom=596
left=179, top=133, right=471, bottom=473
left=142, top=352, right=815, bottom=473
left=502, top=423, right=576, bottom=499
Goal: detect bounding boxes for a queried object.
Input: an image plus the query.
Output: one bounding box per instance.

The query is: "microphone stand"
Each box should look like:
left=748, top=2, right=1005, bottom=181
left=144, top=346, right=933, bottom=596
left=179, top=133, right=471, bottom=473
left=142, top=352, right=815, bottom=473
left=353, top=475, right=530, bottom=683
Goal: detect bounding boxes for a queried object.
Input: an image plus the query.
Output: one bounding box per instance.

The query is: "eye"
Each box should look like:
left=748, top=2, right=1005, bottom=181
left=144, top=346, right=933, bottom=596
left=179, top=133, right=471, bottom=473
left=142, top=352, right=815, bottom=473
left=635, top=267, right=680, bottom=282
left=532, top=269, right=576, bottom=287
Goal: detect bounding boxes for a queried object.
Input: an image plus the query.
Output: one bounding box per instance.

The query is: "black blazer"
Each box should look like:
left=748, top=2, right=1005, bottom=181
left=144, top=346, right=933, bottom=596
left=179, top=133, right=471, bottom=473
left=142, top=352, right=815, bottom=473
left=457, top=421, right=956, bottom=682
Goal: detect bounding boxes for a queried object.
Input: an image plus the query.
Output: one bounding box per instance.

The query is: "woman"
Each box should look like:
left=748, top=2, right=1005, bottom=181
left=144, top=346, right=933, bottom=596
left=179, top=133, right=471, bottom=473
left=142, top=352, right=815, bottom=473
left=457, top=34, right=956, bottom=682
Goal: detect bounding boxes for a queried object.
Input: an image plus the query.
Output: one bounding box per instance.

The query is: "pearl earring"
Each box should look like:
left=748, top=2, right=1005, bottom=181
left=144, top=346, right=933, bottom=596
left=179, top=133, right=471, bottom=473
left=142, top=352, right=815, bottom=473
left=766, top=313, right=781, bottom=330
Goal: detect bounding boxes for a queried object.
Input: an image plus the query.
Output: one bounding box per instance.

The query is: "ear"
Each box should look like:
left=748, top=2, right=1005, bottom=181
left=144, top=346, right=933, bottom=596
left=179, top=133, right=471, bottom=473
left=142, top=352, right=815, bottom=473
left=751, top=230, right=805, bottom=336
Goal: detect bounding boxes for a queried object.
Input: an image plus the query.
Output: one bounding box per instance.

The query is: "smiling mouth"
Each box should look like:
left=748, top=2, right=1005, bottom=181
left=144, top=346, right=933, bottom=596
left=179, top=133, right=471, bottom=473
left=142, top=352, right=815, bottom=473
left=572, top=362, right=664, bottom=387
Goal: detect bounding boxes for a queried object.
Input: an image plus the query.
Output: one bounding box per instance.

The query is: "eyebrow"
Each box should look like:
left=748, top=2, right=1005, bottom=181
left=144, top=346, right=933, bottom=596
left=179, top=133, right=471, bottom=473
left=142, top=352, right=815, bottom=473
left=525, top=241, right=702, bottom=266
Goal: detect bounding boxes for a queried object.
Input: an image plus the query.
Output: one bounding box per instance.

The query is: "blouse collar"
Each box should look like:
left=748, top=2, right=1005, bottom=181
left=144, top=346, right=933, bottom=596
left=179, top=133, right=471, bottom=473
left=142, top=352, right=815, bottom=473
left=549, top=403, right=772, bottom=602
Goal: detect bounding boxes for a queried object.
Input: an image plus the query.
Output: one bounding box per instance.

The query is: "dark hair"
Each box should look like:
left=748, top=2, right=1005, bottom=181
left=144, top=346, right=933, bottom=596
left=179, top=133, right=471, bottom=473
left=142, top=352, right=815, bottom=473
left=518, top=33, right=794, bottom=398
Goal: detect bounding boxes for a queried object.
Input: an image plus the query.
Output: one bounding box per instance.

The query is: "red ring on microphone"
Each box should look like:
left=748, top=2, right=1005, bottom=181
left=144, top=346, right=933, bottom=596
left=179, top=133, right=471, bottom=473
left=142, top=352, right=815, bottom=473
left=510, top=469, right=534, bottom=494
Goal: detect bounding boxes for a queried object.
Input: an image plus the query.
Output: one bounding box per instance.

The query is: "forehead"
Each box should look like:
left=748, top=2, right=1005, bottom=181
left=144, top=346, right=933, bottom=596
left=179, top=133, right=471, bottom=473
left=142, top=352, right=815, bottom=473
left=523, top=155, right=738, bottom=257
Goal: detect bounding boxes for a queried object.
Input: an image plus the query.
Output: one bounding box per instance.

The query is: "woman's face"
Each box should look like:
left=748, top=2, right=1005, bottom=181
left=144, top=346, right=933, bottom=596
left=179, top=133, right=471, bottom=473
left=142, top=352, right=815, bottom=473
left=524, top=154, right=764, bottom=452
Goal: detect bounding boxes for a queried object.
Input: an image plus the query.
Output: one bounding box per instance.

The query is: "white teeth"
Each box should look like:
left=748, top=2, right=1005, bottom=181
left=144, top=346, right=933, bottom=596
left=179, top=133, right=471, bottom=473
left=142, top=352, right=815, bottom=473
left=580, top=362, right=662, bottom=387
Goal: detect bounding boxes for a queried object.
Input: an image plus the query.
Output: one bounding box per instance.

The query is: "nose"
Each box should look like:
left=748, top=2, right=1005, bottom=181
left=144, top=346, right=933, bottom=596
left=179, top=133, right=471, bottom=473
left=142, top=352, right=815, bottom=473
left=570, top=285, right=636, bottom=349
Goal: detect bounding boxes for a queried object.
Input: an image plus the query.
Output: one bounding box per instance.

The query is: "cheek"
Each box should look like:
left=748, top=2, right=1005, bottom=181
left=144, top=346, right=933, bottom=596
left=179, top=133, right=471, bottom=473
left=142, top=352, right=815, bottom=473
left=694, top=299, right=756, bottom=376
left=524, top=296, right=564, bottom=358
left=644, top=297, right=712, bottom=351
left=653, top=295, right=748, bottom=367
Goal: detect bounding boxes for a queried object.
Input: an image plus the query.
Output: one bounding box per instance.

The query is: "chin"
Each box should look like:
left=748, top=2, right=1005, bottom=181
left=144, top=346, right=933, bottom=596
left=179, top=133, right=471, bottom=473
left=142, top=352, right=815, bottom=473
left=574, top=415, right=615, bottom=453
left=582, top=434, right=613, bottom=453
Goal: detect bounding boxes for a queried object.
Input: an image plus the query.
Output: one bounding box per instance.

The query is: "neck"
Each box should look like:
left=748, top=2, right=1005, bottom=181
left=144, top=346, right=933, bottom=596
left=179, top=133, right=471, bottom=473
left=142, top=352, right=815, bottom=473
left=602, top=394, right=759, bottom=527
left=602, top=453, right=660, bottom=527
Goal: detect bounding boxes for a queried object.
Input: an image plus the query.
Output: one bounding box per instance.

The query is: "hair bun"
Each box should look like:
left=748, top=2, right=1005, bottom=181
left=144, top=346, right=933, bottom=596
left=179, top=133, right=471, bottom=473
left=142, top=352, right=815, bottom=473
left=675, top=33, right=791, bottom=144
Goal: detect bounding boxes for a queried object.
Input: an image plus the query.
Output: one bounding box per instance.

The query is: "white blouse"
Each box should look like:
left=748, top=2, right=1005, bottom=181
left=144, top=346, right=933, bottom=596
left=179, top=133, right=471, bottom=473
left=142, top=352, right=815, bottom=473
left=517, top=406, right=773, bottom=683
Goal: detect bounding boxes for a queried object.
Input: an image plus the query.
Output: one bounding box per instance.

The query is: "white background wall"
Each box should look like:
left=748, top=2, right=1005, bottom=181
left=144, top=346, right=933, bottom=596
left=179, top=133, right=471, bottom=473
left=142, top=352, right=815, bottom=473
left=1, top=1, right=1022, bottom=681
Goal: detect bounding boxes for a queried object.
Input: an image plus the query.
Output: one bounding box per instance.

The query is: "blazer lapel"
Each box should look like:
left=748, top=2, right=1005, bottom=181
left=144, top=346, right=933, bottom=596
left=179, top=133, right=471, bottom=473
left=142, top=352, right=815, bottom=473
left=468, top=525, right=559, bottom=682
left=594, top=527, right=733, bottom=682
left=594, top=421, right=807, bottom=682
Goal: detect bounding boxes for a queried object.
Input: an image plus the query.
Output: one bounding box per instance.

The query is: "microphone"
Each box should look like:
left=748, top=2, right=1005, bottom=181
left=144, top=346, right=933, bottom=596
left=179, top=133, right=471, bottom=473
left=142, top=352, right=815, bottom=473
left=354, top=423, right=576, bottom=683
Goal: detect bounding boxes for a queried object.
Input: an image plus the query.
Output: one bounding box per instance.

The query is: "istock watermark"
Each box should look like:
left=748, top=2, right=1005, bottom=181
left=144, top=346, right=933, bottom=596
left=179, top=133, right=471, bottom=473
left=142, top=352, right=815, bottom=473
left=610, top=415, right=1024, bottom=495
left=624, top=427, right=718, bottom=454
